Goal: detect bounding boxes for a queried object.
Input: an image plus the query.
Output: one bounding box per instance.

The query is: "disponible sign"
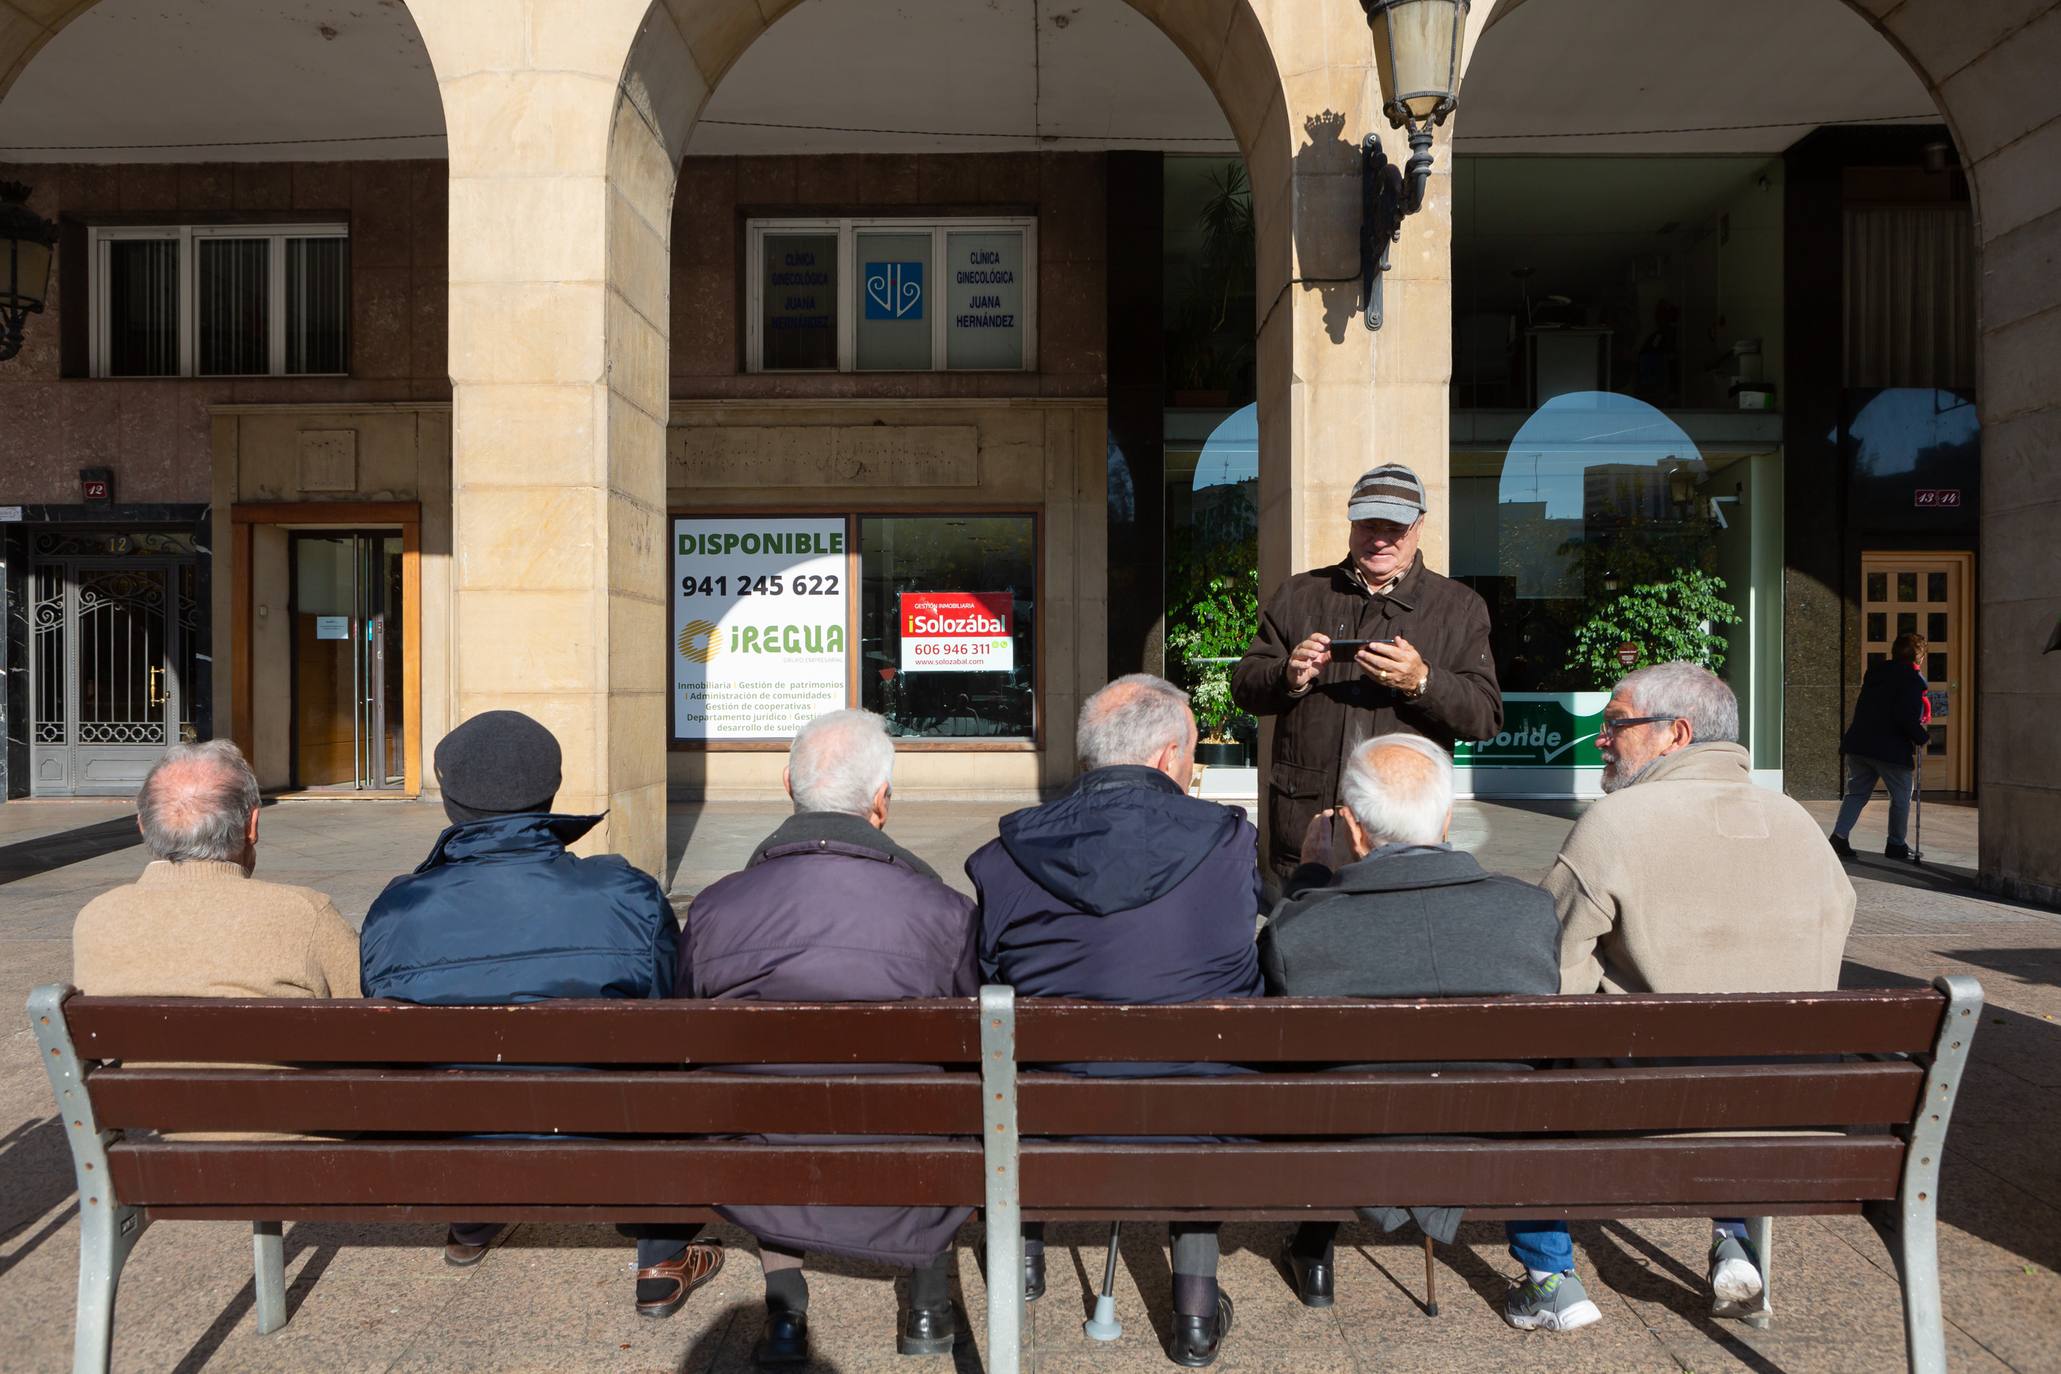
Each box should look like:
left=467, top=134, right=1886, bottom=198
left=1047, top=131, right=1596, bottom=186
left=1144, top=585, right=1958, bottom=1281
left=673, top=517, right=849, bottom=742
left=1453, top=693, right=1610, bottom=768
left=900, top=592, right=1013, bottom=672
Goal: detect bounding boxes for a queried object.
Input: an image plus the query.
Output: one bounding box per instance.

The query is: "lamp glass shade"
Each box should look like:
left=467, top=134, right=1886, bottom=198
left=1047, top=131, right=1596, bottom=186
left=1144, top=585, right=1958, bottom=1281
left=2, top=237, right=52, bottom=312
left=1368, top=0, right=1466, bottom=125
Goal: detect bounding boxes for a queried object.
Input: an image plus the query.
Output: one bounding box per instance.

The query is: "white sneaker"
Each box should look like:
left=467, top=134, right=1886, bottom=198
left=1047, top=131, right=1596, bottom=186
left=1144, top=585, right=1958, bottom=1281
left=1503, top=1270, right=1603, bottom=1332
left=1709, top=1235, right=1765, bottom=1317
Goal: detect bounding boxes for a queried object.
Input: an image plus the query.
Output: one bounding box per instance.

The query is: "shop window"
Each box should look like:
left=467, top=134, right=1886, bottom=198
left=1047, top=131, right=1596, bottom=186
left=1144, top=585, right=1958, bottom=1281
left=91, top=225, right=349, bottom=378
left=859, top=515, right=1036, bottom=740
left=748, top=219, right=1034, bottom=374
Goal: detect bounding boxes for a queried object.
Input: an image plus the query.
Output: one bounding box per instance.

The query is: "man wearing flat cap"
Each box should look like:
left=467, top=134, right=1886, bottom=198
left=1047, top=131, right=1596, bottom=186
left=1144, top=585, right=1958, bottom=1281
left=1233, top=463, right=1502, bottom=881
left=359, top=710, right=724, bottom=1319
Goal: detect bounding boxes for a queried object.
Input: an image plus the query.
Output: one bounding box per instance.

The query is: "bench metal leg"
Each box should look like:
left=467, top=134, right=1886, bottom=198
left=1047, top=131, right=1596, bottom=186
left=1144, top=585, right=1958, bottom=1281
left=1742, top=1216, right=1773, bottom=1330
left=1867, top=974, right=1982, bottom=1374
left=979, top=986, right=1022, bottom=1374
left=253, top=1221, right=287, bottom=1335
left=30, top=984, right=151, bottom=1374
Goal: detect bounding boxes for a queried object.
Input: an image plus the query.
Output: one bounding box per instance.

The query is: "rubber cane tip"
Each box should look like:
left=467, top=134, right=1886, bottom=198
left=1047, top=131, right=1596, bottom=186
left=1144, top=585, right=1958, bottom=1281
left=1426, top=1302, right=1440, bottom=1317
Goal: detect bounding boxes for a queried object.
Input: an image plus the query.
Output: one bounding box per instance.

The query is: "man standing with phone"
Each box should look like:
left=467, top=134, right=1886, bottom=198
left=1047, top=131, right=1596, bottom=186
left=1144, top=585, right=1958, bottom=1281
left=1233, top=463, right=1502, bottom=881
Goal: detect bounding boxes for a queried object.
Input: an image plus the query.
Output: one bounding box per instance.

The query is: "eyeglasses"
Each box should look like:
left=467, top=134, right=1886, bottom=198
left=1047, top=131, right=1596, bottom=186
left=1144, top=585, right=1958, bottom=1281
left=1597, top=715, right=1677, bottom=740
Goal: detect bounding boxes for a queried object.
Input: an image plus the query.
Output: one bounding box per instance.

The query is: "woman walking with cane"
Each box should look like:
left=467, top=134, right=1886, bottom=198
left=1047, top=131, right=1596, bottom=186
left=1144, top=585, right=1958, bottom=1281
left=1829, top=633, right=1931, bottom=862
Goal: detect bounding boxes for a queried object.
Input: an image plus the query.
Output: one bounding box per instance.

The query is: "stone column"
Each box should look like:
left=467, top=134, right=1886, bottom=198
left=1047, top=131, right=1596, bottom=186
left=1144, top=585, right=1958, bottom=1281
left=413, top=0, right=670, bottom=873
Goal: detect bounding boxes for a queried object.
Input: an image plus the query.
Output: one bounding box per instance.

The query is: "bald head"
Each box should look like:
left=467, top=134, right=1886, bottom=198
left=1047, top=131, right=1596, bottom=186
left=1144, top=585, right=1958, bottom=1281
left=1339, top=735, right=1453, bottom=848
left=137, top=740, right=262, bottom=866
left=786, top=709, right=895, bottom=822
left=1077, top=674, right=1197, bottom=786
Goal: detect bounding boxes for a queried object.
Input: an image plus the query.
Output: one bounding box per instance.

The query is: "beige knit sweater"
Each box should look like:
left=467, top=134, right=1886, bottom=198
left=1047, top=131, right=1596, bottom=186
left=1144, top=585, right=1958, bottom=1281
left=73, top=859, right=362, bottom=999
left=1549, top=743, right=1855, bottom=995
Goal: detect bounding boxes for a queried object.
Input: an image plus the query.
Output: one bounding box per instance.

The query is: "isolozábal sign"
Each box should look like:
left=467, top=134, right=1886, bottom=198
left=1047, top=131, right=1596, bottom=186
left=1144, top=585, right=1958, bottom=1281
left=900, top=592, right=1013, bottom=672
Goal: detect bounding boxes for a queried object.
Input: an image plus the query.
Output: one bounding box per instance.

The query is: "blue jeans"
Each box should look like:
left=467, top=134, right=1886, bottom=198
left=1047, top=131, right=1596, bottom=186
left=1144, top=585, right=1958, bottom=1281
left=1833, top=754, right=1915, bottom=846
left=1506, top=1219, right=1747, bottom=1274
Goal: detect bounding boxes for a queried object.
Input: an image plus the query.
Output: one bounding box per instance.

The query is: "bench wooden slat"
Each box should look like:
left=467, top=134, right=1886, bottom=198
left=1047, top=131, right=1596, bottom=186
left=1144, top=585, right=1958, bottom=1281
left=67, top=998, right=982, bottom=1064
left=1016, top=1137, right=1906, bottom=1208
left=1013, top=991, right=1945, bottom=1061
left=109, top=1141, right=988, bottom=1208
left=62, top=990, right=1945, bottom=1066
left=88, top=1069, right=983, bottom=1134
left=106, top=1136, right=1903, bottom=1211
left=1021, top=1204, right=1869, bottom=1223
left=86, top=1061, right=1923, bottom=1136
left=1017, top=1062, right=1923, bottom=1135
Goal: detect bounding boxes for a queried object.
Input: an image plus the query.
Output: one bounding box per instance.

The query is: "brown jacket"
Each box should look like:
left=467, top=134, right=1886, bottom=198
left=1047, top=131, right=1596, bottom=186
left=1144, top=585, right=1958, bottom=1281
left=1233, top=554, right=1501, bottom=874
left=1549, top=743, right=1855, bottom=994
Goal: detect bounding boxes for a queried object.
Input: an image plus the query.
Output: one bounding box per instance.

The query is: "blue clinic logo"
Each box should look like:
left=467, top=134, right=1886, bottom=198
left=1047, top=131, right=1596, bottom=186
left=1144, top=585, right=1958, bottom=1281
left=865, top=261, right=924, bottom=320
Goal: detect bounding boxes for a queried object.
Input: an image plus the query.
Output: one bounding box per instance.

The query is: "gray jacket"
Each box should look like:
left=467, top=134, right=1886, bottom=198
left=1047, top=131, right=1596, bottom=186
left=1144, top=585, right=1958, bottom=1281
left=1260, top=844, right=1559, bottom=1001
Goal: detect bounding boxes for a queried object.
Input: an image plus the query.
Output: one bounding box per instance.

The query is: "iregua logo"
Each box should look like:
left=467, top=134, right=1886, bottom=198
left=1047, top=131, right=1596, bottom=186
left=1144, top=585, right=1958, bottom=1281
left=677, top=619, right=722, bottom=663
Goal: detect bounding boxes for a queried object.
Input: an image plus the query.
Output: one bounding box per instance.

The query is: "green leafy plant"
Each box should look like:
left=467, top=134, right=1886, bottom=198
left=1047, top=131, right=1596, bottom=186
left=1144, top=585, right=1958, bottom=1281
left=1165, top=530, right=1260, bottom=741
left=1168, top=162, right=1256, bottom=397
left=1565, top=569, right=1742, bottom=687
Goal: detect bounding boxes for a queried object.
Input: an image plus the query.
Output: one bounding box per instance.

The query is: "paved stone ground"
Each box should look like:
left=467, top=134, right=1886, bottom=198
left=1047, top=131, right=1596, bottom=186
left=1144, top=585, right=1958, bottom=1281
left=0, top=791, right=2055, bottom=1372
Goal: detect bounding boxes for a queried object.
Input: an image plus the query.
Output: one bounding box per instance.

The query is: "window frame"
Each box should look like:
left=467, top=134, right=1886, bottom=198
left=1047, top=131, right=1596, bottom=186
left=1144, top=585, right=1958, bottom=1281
left=745, top=217, right=1038, bottom=375
left=88, top=222, right=350, bottom=379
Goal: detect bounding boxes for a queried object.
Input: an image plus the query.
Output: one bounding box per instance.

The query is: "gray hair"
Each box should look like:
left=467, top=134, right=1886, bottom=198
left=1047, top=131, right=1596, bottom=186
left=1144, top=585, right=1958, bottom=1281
left=136, top=740, right=261, bottom=863
left=1340, top=734, right=1453, bottom=847
left=1077, top=674, right=1193, bottom=771
left=788, top=709, right=895, bottom=816
left=1616, top=661, right=1740, bottom=744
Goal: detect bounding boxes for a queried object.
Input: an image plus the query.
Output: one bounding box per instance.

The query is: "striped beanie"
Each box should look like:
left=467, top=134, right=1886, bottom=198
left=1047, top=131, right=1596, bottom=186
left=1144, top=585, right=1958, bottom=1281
left=1346, top=464, right=1427, bottom=524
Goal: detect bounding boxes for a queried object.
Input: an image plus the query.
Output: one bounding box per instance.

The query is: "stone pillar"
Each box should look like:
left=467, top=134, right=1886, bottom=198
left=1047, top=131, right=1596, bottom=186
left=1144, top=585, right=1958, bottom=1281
left=413, top=0, right=670, bottom=873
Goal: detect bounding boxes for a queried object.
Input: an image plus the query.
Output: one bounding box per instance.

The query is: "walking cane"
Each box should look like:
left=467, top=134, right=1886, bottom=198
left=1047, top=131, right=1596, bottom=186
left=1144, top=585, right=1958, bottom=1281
left=1083, top=1221, right=1124, bottom=1341
left=1424, top=1234, right=1440, bottom=1317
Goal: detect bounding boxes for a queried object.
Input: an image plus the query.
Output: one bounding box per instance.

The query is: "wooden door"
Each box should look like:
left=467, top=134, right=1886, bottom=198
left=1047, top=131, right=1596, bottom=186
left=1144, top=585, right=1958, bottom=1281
left=1860, top=552, right=1973, bottom=792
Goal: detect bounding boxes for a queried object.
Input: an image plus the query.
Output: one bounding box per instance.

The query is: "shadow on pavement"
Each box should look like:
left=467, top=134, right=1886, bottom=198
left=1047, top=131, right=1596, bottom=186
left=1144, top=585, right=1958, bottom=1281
left=0, top=814, right=142, bottom=886
left=169, top=1223, right=342, bottom=1374
left=1940, top=947, right=2061, bottom=990
left=0, top=1117, right=74, bottom=1279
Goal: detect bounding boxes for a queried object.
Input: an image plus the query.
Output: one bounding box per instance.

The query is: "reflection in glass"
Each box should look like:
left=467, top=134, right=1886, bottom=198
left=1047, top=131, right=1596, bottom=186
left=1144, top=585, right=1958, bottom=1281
left=1928, top=725, right=1947, bottom=756
left=1867, top=572, right=1887, bottom=602
left=1897, top=573, right=1917, bottom=601
left=1898, top=612, right=1917, bottom=637
left=107, top=238, right=179, bottom=376
left=197, top=238, right=269, bottom=375
left=1928, top=612, right=1946, bottom=642
left=1928, top=652, right=1947, bottom=682
left=860, top=516, right=1035, bottom=739
left=1928, top=572, right=1948, bottom=602
left=1867, top=612, right=1886, bottom=642
left=944, top=230, right=1026, bottom=370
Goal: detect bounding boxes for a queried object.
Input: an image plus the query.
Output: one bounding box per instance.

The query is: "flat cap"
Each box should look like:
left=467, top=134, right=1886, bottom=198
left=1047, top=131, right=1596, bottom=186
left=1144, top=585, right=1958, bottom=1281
left=434, top=710, right=562, bottom=817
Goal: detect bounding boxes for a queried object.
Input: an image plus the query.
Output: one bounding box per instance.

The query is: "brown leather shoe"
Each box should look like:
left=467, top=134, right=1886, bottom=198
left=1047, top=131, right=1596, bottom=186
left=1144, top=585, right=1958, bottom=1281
left=636, top=1241, right=725, bottom=1319
left=444, top=1230, right=493, bottom=1268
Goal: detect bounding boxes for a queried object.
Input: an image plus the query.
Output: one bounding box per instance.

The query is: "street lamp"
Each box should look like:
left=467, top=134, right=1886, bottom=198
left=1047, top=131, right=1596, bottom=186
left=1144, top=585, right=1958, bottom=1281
left=1359, top=0, right=1468, bottom=330
left=0, top=181, right=58, bottom=364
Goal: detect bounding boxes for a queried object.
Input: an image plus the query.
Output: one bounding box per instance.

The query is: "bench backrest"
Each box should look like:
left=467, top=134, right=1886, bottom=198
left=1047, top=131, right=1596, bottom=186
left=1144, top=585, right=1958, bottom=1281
left=41, top=982, right=1977, bottom=1222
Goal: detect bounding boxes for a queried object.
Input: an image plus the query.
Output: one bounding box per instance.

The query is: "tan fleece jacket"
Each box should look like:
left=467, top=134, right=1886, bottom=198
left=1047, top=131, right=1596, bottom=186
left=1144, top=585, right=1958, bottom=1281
left=1549, top=743, right=1855, bottom=995
left=73, top=859, right=362, bottom=999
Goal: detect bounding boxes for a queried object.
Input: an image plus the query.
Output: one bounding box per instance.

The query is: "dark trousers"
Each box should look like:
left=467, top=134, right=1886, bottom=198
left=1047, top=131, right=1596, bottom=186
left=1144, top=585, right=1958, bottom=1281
left=447, top=1221, right=702, bottom=1269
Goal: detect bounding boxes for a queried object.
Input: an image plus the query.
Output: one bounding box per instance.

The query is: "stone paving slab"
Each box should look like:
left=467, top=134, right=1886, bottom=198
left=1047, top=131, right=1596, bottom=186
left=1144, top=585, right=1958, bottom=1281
left=0, top=791, right=2053, bottom=1371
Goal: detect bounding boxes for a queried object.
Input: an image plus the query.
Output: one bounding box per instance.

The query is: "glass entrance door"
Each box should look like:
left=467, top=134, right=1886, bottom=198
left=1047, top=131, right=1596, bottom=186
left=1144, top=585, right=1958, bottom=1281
left=1860, top=552, right=1972, bottom=793
left=291, top=532, right=404, bottom=790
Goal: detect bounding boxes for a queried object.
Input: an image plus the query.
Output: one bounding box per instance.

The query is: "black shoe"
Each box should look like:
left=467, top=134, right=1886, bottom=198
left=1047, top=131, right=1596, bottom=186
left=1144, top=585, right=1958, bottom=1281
left=1287, top=1250, right=1334, bottom=1308
left=898, top=1302, right=958, bottom=1356
left=1829, top=833, right=1854, bottom=860
left=1168, top=1292, right=1233, bottom=1368
left=1886, top=841, right=1913, bottom=861
left=1023, top=1249, right=1046, bottom=1302
left=754, top=1309, right=809, bottom=1365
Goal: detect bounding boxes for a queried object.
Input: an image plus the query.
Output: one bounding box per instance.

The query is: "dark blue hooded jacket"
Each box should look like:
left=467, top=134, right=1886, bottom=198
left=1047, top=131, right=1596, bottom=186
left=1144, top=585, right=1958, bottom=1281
left=359, top=813, right=676, bottom=1004
left=966, top=765, right=1265, bottom=1077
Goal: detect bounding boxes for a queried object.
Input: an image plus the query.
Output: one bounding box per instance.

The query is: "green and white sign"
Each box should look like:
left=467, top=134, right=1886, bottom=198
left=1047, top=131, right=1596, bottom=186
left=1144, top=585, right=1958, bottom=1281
left=672, top=517, right=849, bottom=742
left=1454, top=692, right=1609, bottom=768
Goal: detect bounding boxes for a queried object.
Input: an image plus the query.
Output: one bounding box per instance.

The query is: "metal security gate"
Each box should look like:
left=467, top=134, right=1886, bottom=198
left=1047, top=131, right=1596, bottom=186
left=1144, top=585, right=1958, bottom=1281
left=29, top=548, right=198, bottom=796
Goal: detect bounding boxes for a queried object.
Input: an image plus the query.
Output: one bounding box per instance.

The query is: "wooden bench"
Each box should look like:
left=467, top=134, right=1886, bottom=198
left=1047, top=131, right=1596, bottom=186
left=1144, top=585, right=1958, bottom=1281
left=31, top=977, right=1980, bottom=1374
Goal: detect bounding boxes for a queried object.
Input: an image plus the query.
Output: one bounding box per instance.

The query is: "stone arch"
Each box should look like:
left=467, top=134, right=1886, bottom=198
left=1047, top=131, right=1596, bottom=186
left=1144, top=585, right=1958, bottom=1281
left=1468, top=0, right=2061, bottom=900
left=0, top=2, right=99, bottom=97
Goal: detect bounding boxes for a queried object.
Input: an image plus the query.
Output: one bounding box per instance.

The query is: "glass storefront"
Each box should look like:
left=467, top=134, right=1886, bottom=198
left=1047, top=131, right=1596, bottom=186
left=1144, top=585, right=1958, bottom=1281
left=860, top=515, right=1037, bottom=740
left=1451, top=156, right=1788, bottom=790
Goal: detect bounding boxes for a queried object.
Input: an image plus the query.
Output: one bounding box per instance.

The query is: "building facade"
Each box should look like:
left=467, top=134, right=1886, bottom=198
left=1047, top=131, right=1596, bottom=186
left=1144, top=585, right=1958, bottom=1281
left=1, top=0, right=2056, bottom=903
